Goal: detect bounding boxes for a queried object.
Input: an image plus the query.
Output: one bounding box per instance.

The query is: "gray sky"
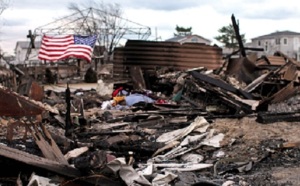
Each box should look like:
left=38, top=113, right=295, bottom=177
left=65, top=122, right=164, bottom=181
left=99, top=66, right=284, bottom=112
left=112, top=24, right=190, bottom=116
left=0, top=0, right=300, bottom=55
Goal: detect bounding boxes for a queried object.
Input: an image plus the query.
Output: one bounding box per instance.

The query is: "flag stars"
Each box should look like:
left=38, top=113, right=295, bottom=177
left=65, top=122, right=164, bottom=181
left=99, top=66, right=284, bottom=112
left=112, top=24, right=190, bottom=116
left=74, top=35, right=97, bottom=48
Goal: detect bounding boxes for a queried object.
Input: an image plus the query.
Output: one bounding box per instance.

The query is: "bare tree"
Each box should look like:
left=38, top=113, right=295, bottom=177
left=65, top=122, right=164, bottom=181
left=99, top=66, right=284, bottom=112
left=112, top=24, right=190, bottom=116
left=0, top=0, right=10, bottom=62
left=35, top=0, right=150, bottom=61
left=0, top=0, right=9, bottom=15
left=68, top=1, right=126, bottom=56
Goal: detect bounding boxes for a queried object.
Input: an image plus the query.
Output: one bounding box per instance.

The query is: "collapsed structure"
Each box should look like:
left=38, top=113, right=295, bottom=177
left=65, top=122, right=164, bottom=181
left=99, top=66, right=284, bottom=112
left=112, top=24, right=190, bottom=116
left=1, top=14, right=300, bottom=186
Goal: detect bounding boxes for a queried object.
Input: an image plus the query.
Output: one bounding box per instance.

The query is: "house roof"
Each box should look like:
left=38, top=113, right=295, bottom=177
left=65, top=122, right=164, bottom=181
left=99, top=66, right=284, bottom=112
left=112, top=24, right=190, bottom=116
left=165, top=34, right=211, bottom=43
left=15, top=41, right=41, bottom=49
left=252, top=30, right=300, bottom=40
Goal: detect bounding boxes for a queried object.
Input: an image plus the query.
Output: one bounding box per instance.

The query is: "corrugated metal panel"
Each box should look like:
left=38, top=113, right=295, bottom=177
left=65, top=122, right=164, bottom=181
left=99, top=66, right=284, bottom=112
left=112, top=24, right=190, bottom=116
left=256, top=56, right=286, bottom=66
left=266, top=56, right=286, bottom=66
left=256, top=57, right=268, bottom=66
left=113, top=40, right=223, bottom=79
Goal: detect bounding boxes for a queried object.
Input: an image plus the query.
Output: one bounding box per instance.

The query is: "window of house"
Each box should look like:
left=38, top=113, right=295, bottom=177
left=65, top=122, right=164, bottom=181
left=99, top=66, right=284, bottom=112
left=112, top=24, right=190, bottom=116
left=191, top=38, right=198, bottom=42
left=258, top=40, right=261, bottom=46
left=283, top=38, right=288, bottom=45
left=265, top=41, right=268, bottom=51
left=275, top=38, right=280, bottom=45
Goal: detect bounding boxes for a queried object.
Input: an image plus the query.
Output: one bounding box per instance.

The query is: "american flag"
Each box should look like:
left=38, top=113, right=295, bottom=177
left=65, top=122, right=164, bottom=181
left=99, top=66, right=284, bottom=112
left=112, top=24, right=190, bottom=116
left=38, top=35, right=97, bottom=62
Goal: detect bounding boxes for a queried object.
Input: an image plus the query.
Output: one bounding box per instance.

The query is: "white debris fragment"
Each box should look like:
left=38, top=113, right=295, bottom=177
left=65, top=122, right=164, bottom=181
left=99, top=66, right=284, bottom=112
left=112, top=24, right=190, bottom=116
left=181, top=153, right=204, bottom=163
left=156, top=116, right=209, bottom=144
left=152, top=171, right=178, bottom=186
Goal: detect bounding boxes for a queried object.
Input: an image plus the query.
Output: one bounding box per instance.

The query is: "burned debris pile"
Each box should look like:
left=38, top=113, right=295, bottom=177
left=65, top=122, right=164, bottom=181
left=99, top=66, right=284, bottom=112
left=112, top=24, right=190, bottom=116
left=129, top=50, right=300, bottom=122
left=0, top=46, right=300, bottom=185
left=1, top=17, right=300, bottom=185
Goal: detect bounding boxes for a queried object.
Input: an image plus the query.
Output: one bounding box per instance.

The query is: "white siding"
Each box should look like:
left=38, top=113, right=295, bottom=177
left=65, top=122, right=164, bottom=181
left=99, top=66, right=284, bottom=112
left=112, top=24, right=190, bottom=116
left=293, top=37, right=299, bottom=51
left=251, top=35, right=300, bottom=59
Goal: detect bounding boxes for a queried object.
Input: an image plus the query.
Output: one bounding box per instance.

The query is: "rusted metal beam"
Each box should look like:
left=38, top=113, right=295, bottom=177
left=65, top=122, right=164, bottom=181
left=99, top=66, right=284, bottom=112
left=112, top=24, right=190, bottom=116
left=17, top=79, right=44, bottom=101
left=0, top=86, right=68, bottom=165
left=0, top=86, right=44, bottom=117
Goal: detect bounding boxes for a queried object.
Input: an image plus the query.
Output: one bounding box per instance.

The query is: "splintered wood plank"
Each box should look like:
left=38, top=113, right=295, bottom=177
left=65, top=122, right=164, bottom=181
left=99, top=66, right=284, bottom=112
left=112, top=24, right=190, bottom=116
left=129, top=66, right=146, bottom=90
left=0, top=144, right=81, bottom=177
left=40, top=124, right=69, bottom=165
left=30, top=124, right=68, bottom=165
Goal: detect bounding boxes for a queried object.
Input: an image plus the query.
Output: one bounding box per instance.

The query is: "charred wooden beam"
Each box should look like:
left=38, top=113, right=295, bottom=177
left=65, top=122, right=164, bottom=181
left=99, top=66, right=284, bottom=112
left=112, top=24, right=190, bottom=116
left=244, top=47, right=264, bottom=51
left=65, top=84, right=72, bottom=137
left=257, top=81, right=297, bottom=111
left=216, top=90, right=253, bottom=114
left=0, top=144, right=80, bottom=177
left=225, top=49, right=240, bottom=59
left=257, top=112, right=300, bottom=124
left=0, top=144, right=119, bottom=185
left=109, top=141, right=165, bottom=161
left=190, top=71, right=253, bottom=99
left=27, top=30, right=35, bottom=48
left=181, top=95, right=203, bottom=108
left=76, top=130, right=136, bottom=138
left=231, top=14, right=246, bottom=57
left=29, top=123, right=68, bottom=165
left=24, top=30, right=36, bottom=63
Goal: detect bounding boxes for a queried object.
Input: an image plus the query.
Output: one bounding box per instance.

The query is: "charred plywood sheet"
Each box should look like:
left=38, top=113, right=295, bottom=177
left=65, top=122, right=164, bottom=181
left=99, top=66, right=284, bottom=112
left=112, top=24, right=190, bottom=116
left=113, top=40, right=223, bottom=79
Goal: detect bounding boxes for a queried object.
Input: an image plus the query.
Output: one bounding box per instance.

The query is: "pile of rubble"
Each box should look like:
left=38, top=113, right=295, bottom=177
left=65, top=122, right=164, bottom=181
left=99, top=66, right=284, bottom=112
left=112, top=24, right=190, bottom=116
left=1, top=46, right=300, bottom=185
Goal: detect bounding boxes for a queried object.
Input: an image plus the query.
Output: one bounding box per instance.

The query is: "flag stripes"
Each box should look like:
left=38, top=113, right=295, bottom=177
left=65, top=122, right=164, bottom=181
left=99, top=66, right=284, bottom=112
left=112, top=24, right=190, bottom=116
left=38, top=35, right=97, bottom=62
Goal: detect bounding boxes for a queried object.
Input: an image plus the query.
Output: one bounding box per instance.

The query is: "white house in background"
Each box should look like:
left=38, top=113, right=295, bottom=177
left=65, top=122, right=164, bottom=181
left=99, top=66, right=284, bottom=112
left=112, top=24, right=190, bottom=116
left=14, top=41, right=41, bottom=65
left=165, top=34, right=211, bottom=45
left=250, top=30, right=300, bottom=60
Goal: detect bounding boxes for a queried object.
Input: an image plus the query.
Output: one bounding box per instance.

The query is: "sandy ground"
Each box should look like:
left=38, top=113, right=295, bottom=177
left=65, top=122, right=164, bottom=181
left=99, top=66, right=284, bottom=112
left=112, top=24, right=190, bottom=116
left=214, top=116, right=300, bottom=148
left=212, top=116, right=300, bottom=185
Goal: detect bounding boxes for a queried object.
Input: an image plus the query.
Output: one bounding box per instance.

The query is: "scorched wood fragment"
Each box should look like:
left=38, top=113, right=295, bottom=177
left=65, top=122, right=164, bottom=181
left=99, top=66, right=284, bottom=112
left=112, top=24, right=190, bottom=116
left=0, top=144, right=80, bottom=177
left=190, top=71, right=253, bottom=99
left=0, top=86, right=68, bottom=164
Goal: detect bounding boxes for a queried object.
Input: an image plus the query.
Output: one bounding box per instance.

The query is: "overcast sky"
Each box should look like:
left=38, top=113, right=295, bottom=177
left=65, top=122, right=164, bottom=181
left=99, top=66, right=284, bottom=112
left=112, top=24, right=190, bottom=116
left=0, top=0, right=300, bottom=55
